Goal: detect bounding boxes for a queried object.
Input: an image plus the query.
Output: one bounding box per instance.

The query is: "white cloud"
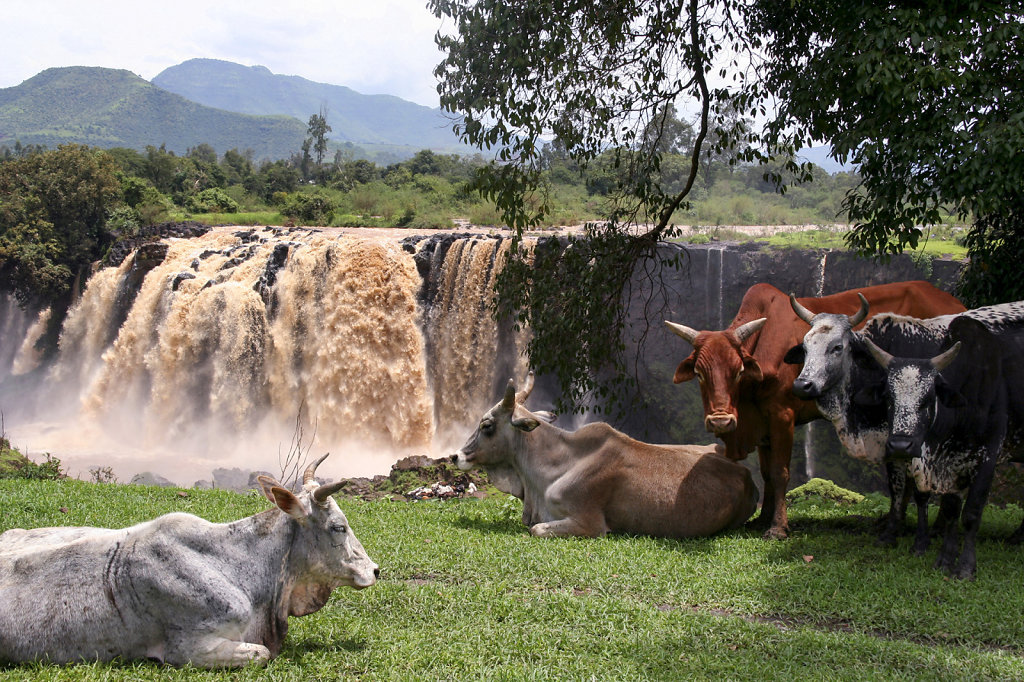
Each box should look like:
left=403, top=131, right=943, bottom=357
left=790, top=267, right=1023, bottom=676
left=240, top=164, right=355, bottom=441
left=0, top=0, right=446, bottom=106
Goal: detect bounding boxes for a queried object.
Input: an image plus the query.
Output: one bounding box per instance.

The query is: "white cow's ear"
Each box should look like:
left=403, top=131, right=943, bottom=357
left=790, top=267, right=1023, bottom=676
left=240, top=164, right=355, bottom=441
left=511, top=416, right=540, bottom=432
left=270, top=486, right=309, bottom=519
left=256, top=474, right=283, bottom=503
left=533, top=410, right=557, bottom=424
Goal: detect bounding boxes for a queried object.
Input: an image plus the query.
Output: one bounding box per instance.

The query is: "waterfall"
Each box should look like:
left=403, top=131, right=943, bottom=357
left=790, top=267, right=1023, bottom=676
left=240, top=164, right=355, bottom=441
left=814, top=252, right=829, bottom=297
left=0, top=227, right=520, bottom=484
left=706, top=246, right=725, bottom=329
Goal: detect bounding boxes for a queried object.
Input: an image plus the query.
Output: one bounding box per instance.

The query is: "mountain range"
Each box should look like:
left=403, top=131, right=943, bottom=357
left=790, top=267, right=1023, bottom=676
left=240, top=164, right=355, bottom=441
left=0, top=60, right=466, bottom=161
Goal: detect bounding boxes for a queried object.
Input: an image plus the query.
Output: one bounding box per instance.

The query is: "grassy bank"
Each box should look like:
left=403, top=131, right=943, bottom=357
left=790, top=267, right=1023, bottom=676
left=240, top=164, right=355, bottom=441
left=1, top=479, right=1022, bottom=680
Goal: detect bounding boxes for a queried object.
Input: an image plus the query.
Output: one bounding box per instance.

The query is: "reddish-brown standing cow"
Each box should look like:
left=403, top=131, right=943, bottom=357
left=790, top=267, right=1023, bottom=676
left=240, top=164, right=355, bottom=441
left=665, top=281, right=965, bottom=539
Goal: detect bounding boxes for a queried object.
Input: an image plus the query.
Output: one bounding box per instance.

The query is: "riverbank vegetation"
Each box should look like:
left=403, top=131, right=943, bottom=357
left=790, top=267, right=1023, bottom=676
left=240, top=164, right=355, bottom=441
left=1, top=477, right=1022, bottom=679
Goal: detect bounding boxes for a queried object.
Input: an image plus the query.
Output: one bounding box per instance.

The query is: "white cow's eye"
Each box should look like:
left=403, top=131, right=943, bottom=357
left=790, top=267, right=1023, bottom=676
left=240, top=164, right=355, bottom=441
left=331, top=523, right=347, bottom=533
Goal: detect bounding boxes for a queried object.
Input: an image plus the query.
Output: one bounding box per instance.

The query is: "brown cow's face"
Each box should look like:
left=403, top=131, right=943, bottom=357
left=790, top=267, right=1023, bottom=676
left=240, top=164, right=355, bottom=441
left=674, top=331, right=763, bottom=435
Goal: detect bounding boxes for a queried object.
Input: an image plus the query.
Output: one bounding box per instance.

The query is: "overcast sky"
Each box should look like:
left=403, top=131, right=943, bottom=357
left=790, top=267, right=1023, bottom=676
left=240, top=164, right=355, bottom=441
left=1, top=0, right=449, bottom=108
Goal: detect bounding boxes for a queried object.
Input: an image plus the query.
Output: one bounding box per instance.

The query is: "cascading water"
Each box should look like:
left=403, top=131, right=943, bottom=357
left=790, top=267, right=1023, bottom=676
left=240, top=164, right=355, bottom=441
left=0, top=227, right=521, bottom=485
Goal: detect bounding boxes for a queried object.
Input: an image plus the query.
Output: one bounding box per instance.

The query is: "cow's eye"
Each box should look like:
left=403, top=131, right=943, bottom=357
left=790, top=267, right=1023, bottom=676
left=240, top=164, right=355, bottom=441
left=695, top=371, right=705, bottom=383
left=480, top=419, right=495, bottom=435
left=330, top=522, right=347, bottom=534
left=830, top=344, right=843, bottom=355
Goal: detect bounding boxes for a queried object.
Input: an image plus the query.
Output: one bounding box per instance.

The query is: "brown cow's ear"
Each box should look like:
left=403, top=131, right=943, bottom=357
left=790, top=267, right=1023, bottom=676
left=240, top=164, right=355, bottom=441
left=271, top=486, right=309, bottom=519
left=674, top=356, right=697, bottom=384
left=742, top=354, right=763, bottom=382
left=511, top=416, right=541, bottom=432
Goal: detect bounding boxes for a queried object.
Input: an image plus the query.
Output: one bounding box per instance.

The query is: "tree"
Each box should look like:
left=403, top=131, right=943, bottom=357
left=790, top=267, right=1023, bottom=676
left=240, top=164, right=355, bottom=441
left=747, top=1, right=1024, bottom=306
left=0, top=145, right=121, bottom=307
left=431, top=0, right=1024, bottom=412
left=305, top=105, right=332, bottom=183
left=430, top=0, right=770, bottom=412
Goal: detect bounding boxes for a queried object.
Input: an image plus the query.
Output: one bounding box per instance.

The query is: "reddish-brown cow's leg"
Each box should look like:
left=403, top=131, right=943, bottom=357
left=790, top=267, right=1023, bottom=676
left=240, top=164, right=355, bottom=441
left=760, top=416, right=794, bottom=540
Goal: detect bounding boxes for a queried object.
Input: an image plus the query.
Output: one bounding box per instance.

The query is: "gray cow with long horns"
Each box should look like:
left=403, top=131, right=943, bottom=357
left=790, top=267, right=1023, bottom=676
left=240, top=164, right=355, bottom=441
left=451, top=372, right=758, bottom=538
left=0, top=454, right=378, bottom=668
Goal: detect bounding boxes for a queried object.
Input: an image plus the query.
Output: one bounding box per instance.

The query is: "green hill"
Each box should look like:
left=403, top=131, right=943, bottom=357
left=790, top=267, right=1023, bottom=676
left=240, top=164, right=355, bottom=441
left=152, top=59, right=466, bottom=152
left=0, top=67, right=307, bottom=159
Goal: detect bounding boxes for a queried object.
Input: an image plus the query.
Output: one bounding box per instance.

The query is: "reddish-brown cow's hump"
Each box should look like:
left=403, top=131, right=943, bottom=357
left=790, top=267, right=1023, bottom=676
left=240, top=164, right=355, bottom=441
left=795, top=281, right=965, bottom=329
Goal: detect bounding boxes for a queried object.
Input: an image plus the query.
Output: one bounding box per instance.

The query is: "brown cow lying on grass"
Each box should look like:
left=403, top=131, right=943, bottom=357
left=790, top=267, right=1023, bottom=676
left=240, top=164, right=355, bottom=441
left=450, top=373, right=758, bottom=538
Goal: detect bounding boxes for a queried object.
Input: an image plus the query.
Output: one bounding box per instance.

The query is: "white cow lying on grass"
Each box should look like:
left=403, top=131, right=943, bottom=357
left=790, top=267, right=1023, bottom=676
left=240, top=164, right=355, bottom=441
left=451, top=373, right=758, bottom=538
left=0, top=454, right=377, bottom=668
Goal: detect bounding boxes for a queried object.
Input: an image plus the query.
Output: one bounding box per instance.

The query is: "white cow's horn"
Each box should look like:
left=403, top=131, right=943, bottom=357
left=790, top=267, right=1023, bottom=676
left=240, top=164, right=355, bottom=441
left=848, top=293, right=870, bottom=327
left=789, top=294, right=816, bottom=324
left=304, top=453, right=330, bottom=485
left=665, top=320, right=700, bottom=344
left=313, top=480, right=347, bottom=504
left=515, top=371, right=535, bottom=404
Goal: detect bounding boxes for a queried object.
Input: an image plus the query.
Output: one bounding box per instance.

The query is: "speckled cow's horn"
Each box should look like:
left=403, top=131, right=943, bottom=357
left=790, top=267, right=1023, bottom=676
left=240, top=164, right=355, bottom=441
left=930, top=341, right=962, bottom=371
left=862, top=337, right=894, bottom=370
left=848, top=293, right=870, bottom=327
left=789, top=294, right=816, bottom=325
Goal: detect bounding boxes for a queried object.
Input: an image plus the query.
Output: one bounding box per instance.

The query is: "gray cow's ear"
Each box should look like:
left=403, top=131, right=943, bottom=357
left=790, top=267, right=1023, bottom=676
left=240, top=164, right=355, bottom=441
left=783, top=344, right=806, bottom=365
left=270, top=486, right=309, bottom=520
left=256, top=474, right=283, bottom=503
left=511, top=416, right=541, bottom=432
left=532, top=410, right=557, bottom=424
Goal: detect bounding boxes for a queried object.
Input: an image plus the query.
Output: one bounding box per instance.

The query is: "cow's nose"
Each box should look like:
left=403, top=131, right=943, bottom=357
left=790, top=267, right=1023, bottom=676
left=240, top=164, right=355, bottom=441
left=886, top=436, right=914, bottom=460
left=449, top=454, right=458, bottom=464
left=373, top=567, right=381, bottom=579
left=705, top=413, right=737, bottom=434
left=792, top=378, right=819, bottom=400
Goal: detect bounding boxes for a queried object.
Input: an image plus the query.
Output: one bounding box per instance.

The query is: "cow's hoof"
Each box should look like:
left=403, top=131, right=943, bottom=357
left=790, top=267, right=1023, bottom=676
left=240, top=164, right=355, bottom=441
left=762, top=527, right=788, bottom=541
left=952, top=564, right=977, bottom=581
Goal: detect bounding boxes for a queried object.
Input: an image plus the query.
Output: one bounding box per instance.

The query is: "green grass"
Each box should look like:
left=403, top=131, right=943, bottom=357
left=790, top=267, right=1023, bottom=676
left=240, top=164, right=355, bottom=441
left=2, top=479, right=1022, bottom=679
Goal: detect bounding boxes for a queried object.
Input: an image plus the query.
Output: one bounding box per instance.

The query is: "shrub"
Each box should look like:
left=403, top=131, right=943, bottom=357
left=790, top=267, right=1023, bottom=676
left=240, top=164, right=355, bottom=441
left=0, top=438, right=63, bottom=480
left=185, top=188, right=240, bottom=214
left=281, top=191, right=337, bottom=226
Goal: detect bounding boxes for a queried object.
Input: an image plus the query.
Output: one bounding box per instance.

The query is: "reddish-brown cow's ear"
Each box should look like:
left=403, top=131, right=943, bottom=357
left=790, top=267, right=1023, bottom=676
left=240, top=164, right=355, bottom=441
left=742, top=354, right=763, bottom=382
left=674, top=356, right=697, bottom=384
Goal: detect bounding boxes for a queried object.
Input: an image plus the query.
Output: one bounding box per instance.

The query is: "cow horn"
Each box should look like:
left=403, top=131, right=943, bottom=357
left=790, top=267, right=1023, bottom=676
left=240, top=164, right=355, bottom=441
left=848, top=293, right=870, bottom=327
left=734, top=317, right=767, bottom=343
left=665, top=320, right=700, bottom=344
left=312, top=480, right=346, bottom=505
left=303, top=453, right=331, bottom=485
left=515, top=371, right=535, bottom=403
left=862, top=337, right=893, bottom=369
left=501, top=379, right=516, bottom=409
left=930, top=341, right=962, bottom=371
left=789, top=294, right=816, bottom=325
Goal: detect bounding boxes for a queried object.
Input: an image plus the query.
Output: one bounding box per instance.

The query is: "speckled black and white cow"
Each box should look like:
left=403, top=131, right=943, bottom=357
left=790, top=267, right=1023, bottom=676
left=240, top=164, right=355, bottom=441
left=790, top=303, right=1024, bottom=577
left=858, top=308, right=1024, bottom=579
left=784, top=296, right=959, bottom=549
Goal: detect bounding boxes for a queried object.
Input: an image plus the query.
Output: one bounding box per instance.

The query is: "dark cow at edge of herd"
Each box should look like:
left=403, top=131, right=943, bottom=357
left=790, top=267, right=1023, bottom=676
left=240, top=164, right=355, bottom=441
left=5, top=275, right=1024, bottom=668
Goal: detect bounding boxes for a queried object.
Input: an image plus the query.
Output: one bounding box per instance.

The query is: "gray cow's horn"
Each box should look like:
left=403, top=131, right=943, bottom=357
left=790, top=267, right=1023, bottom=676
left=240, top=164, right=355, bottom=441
left=789, top=294, right=816, bottom=325
left=313, top=480, right=347, bottom=505
left=862, top=337, right=894, bottom=369
left=930, top=341, right=962, bottom=371
left=665, top=320, right=700, bottom=344
left=515, top=371, right=535, bottom=404
left=502, top=379, right=516, bottom=409
left=303, top=453, right=331, bottom=485
left=734, top=317, right=767, bottom=343
left=848, top=293, right=870, bottom=327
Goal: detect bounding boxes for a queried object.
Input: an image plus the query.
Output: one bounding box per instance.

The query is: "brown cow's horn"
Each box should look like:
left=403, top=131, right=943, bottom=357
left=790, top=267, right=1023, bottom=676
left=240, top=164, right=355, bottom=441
left=515, top=371, right=535, bottom=403
left=849, top=293, right=870, bottom=327
left=789, top=294, right=816, bottom=325
left=734, top=317, right=767, bottom=343
left=313, top=480, right=346, bottom=504
left=501, top=379, right=516, bottom=409
left=665, top=320, right=700, bottom=344
left=930, top=341, right=962, bottom=371
left=863, top=338, right=893, bottom=369
left=303, top=453, right=331, bottom=485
